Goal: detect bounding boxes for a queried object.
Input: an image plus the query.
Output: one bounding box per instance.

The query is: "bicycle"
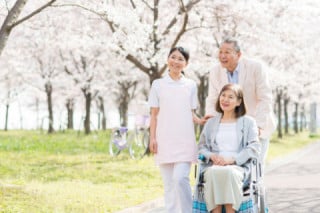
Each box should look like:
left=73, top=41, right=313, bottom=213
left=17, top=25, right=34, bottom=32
left=128, top=126, right=149, bottom=159
left=128, top=114, right=150, bottom=159
left=109, top=127, right=129, bottom=156
left=109, top=124, right=149, bottom=159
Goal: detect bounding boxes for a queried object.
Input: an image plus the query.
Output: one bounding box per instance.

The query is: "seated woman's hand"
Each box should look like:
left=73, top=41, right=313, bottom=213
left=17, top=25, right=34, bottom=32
left=223, top=157, right=236, bottom=165
left=210, top=154, right=226, bottom=166
left=210, top=155, right=236, bottom=166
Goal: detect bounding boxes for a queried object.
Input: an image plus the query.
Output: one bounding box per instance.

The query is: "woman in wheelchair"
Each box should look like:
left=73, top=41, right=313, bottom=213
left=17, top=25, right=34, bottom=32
left=198, top=84, right=261, bottom=213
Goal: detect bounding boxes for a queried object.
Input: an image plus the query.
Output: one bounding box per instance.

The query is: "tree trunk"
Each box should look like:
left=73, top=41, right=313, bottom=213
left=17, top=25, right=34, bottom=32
left=45, top=82, right=54, bottom=134
left=276, top=88, right=282, bottom=138
left=310, top=102, right=317, bottom=135
left=117, top=81, right=137, bottom=127
left=66, top=98, right=74, bottom=129
left=197, top=73, right=209, bottom=133
left=4, top=89, right=10, bottom=131
left=0, top=0, right=28, bottom=55
left=97, top=113, right=101, bottom=130
left=197, top=74, right=209, bottom=118
left=84, top=91, right=91, bottom=134
left=97, top=96, right=107, bottom=130
left=149, top=67, right=162, bottom=86
left=293, top=102, right=298, bottom=134
left=99, top=97, right=107, bottom=130
left=119, top=98, right=129, bottom=127
left=4, top=103, right=9, bottom=131
left=0, top=0, right=56, bottom=56
left=300, top=105, right=305, bottom=132
left=284, top=96, right=289, bottom=134
left=102, top=112, right=106, bottom=130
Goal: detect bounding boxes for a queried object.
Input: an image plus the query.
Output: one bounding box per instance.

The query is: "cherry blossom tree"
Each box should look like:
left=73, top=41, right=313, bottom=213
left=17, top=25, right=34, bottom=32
left=111, top=65, right=147, bottom=127
left=0, top=0, right=319, bottom=133
left=190, top=0, right=320, bottom=136
left=0, top=0, right=57, bottom=55
left=261, top=0, right=320, bottom=136
left=0, top=61, right=24, bottom=130
left=57, top=7, right=110, bottom=134
left=56, top=0, right=203, bottom=85
left=0, top=0, right=59, bottom=130
left=23, top=32, right=64, bottom=133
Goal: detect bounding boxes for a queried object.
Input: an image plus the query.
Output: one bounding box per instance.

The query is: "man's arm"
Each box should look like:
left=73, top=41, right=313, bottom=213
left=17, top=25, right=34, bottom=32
left=254, top=63, right=274, bottom=131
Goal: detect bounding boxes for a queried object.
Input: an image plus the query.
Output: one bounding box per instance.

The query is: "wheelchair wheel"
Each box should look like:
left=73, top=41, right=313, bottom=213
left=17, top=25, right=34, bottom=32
left=129, top=129, right=148, bottom=159
left=259, top=186, right=267, bottom=213
left=109, top=129, right=122, bottom=156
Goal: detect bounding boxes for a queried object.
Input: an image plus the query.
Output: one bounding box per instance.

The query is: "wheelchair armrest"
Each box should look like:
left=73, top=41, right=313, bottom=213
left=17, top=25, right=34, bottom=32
left=198, top=154, right=212, bottom=164
left=198, top=154, right=206, bottom=162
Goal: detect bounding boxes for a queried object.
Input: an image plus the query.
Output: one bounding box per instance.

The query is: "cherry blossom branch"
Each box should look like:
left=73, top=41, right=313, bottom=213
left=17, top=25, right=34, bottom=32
left=12, top=0, right=57, bottom=28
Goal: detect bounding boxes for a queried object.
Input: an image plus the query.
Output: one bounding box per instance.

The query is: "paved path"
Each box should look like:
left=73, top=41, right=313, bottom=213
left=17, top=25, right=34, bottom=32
left=265, top=141, right=320, bottom=212
left=117, top=141, right=320, bottom=213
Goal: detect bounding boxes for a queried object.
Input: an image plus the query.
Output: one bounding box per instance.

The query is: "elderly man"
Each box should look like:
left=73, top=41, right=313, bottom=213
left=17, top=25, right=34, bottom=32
left=204, top=37, right=276, bottom=170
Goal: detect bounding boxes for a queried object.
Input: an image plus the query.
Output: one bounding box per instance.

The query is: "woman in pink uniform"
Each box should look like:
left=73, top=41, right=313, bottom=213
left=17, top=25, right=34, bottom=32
left=148, top=47, right=201, bottom=213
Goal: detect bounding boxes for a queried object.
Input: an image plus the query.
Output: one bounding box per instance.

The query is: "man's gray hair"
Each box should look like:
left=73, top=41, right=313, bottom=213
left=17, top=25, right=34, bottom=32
left=222, top=37, right=241, bottom=52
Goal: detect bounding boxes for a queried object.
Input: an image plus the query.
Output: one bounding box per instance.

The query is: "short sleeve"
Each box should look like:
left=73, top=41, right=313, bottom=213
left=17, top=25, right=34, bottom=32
left=148, top=80, right=160, bottom=108
left=191, top=81, right=198, bottom=109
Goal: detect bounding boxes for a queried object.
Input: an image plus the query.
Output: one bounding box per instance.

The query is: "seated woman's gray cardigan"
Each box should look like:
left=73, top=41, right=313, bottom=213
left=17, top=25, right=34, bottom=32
left=198, top=113, right=261, bottom=181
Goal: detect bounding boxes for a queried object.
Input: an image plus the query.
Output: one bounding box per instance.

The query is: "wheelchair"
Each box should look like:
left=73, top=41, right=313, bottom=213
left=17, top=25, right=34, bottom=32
left=193, top=155, right=267, bottom=213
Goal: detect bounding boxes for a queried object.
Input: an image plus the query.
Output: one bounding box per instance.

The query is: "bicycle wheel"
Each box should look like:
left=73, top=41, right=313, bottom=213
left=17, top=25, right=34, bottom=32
left=109, top=129, right=122, bottom=156
left=129, top=129, right=148, bottom=159
left=142, top=130, right=150, bottom=155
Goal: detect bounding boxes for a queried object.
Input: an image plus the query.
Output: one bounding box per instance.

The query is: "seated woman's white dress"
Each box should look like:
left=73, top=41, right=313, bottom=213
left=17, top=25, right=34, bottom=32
left=204, top=122, right=244, bottom=211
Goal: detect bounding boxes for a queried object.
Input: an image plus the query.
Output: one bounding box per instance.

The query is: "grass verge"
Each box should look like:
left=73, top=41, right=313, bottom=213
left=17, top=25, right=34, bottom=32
left=0, top=130, right=319, bottom=212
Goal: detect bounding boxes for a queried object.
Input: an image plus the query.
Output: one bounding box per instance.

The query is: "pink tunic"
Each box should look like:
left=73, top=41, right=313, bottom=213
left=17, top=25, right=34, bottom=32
left=149, top=74, right=197, bottom=164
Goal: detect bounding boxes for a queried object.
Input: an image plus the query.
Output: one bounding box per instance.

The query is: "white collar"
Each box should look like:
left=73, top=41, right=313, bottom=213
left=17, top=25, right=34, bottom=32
left=164, top=73, right=185, bottom=83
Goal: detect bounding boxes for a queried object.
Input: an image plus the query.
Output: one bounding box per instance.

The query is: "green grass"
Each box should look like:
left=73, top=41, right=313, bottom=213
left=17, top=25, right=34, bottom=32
left=0, top=130, right=162, bottom=213
left=0, top=130, right=319, bottom=212
left=267, top=131, right=320, bottom=162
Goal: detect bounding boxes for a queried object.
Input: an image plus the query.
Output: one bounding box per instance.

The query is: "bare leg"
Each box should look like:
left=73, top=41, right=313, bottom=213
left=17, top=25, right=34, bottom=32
left=212, top=205, right=222, bottom=213
left=225, top=204, right=235, bottom=213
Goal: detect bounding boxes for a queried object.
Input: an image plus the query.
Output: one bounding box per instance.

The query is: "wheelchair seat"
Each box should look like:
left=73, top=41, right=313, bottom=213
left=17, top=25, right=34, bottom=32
left=193, top=155, right=267, bottom=213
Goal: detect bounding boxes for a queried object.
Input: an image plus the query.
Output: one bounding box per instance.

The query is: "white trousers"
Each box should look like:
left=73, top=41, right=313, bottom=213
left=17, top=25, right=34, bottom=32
left=260, top=137, right=270, bottom=175
left=159, top=162, right=192, bottom=213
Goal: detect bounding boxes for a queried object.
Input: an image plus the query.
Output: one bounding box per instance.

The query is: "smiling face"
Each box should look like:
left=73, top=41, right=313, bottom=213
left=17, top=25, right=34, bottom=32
left=167, top=50, right=188, bottom=75
left=219, top=89, right=241, bottom=113
left=218, top=42, right=241, bottom=72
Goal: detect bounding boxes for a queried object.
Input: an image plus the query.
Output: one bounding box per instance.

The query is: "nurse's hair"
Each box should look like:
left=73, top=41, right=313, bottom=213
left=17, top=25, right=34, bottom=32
left=168, top=46, right=190, bottom=62
left=168, top=47, right=189, bottom=75
left=215, top=84, right=246, bottom=118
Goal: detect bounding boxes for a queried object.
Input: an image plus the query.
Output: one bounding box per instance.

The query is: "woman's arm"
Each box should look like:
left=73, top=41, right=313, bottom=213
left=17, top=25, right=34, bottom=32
left=198, top=120, right=224, bottom=164
left=198, top=123, right=212, bottom=162
left=149, top=107, right=159, bottom=154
